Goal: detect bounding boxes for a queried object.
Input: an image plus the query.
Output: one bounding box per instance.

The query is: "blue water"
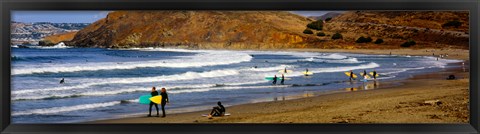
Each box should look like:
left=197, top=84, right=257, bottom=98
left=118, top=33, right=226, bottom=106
left=11, top=47, right=463, bottom=123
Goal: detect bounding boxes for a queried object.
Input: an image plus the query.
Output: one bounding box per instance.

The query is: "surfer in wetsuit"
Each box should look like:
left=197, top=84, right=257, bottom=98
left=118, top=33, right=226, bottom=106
left=373, top=70, right=377, bottom=80
left=305, top=68, right=310, bottom=76
left=59, top=78, right=65, bottom=84
left=272, top=75, right=277, bottom=85
left=363, top=70, right=367, bottom=77
left=148, top=87, right=159, bottom=117
left=349, top=70, right=355, bottom=81
left=160, top=88, right=169, bottom=117
left=208, top=101, right=226, bottom=118
left=284, top=68, right=287, bottom=73
left=281, top=74, right=285, bottom=85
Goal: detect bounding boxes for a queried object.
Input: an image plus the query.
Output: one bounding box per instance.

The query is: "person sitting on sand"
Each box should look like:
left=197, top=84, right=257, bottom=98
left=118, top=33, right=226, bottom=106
left=208, top=101, right=226, bottom=118
left=148, top=87, right=159, bottom=117
left=281, top=74, right=285, bottom=85
left=373, top=70, right=377, bottom=80
left=272, top=75, right=277, bottom=85
left=59, top=78, right=65, bottom=84
left=160, top=88, right=169, bottom=117
left=349, top=70, right=355, bottom=81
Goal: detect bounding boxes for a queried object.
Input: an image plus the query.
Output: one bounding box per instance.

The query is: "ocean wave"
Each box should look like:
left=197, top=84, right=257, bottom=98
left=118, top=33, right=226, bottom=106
left=12, top=101, right=120, bottom=116
left=12, top=69, right=239, bottom=95
left=12, top=50, right=252, bottom=75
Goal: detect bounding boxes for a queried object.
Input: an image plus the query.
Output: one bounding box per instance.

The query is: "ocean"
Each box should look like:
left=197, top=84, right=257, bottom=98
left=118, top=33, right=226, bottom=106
left=11, top=47, right=463, bottom=123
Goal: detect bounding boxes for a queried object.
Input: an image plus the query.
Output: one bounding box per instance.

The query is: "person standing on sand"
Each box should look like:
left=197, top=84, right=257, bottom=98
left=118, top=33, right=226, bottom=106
left=160, top=88, right=169, bottom=117
left=272, top=75, right=277, bottom=85
left=148, top=87, right=159, bottom=117
left=281, top=74, right=285, bottom=85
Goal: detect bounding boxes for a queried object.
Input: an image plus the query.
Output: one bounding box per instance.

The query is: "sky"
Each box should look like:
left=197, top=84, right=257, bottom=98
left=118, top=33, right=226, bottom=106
left=12, top=11, right=338, bottom=23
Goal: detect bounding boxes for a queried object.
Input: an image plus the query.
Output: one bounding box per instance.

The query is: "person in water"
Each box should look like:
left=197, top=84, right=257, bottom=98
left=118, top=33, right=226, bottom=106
left=208, top=101, right=226, bottom=118
left=281, top=74, right=285, bottom=85
left=363, top=70, right=367, bottom=77
left=59, top=78, right=65, bottom=84
left=160, top=88, right=169, bottom=117
left=305, top=68, right=310, bottom=76
left=148, top=87, right=159, bottom=117
left=373, top=70, right=377, bottom=80
left=284, top=68, right=287, bottom=73
left=349, top=70, right=355, bottom=81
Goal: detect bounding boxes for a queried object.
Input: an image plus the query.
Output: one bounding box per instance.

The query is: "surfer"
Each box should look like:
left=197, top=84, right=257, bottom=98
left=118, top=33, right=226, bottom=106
left=305, top=68, right=310, bottom=76
left=349, top=70, right=355, bottom=81
left=272, top=75, right=277, bottom=85
left=284, top=68, right=287, bottom=73
left=373, top=70, right=377, bottom=80
left=208, top=101, right=226, bottom=118
left=281, top=74, right=285, bottom=85
left=363, top=70, right=367, bottom=77
left=59, top=78, right=65, bottom=84
left=160, top=88, right=169, bottom=117
left=148, top=87, right=159, bottom=117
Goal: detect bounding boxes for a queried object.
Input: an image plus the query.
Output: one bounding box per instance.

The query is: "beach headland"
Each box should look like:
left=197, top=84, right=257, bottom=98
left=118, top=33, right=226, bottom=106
left=90, top=49, right=469, bottom=124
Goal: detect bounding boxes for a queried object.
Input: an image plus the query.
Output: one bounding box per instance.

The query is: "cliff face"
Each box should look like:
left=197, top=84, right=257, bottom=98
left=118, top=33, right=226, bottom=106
left=69, top=11, right=469, bottom=49
left=313, top=11, right=469, bottom=49
left=42, top=32, right=77, bottom=45
left=69, top=11, right=315, bottom=49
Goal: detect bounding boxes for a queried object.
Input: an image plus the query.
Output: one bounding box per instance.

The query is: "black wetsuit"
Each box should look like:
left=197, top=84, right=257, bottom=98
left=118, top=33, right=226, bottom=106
left=281, top=75, right=285, bottom=85
left=272, top=76, right=277, bottom=84
left=149, top=91, right=159, bottom=116
left=350, top=71, right=355, bottom=80
left=363, top=70, right=367, bottom=76
left=373, top=71, right=377, bottom=79
left=160, top=92, right=169, bottom=117
left=60, top=78, right=64, bottom=84
left=210, top=104, right=226, bottom=116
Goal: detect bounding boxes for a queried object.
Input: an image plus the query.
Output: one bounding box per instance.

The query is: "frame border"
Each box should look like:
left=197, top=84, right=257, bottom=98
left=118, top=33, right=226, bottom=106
left=1, top=0, right=478, bottom=133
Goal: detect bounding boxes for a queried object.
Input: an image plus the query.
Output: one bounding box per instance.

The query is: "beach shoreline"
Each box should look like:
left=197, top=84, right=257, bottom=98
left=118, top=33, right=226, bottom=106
left=88, top=49, right=469, bottom=124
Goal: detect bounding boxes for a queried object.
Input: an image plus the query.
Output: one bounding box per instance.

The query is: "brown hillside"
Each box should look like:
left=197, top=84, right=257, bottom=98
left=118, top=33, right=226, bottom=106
left=313, top=11, right=469, bottom=49
left=43, top=31, right=77, bottom=44
left=69, top=11, right=316, bottom=49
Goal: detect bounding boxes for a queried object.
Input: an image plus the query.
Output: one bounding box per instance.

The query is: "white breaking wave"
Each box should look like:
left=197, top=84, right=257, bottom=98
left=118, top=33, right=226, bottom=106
left=12, top=101, right=120, bottom=116
left=12, top=69, right=239, bottom=95
left=12, top=50, right=252, bottom=75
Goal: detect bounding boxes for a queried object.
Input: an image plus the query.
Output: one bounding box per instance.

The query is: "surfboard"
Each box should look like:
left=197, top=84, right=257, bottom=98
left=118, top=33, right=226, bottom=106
left=139, top=94, right=152, bottom=104
left=302, top=71, right=313, bottom=75
left=360, top=72, right=371, bottom=79
left=201, top=113, right=231, bottom=117
left=149, top=96, right=163, bottom=104
left=278, top=70, right=293, bottom=73
left=265, top=77, right=291, bottom=80
left=344, top=72, right=357, bottom=78
left=369, top=72, right=379, bottom=77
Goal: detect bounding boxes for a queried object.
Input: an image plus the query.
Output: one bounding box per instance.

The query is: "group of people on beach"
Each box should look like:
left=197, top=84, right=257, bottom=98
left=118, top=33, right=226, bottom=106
left=147, top=87, right=226, bottom=118
left=148, top=87, right=169, bottom=117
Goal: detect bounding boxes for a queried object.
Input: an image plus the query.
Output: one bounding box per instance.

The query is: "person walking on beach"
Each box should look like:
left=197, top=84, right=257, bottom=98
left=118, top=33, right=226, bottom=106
left=349, top=70, right=355, bottom=81
left=373, top=70, right=377, bottom=80
left=281, top=74, right=285, bottom=85
left=160, top=88, right=169, bottom=117
left=272, top=75, right=277, bottom=85
left=208, top=101, right=226, bottom=118
left=148, top=87, right=159, bottom=117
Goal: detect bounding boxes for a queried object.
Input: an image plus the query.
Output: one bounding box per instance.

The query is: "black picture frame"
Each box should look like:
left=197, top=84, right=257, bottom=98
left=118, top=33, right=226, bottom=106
left=1, top=0, right=478, bottom=133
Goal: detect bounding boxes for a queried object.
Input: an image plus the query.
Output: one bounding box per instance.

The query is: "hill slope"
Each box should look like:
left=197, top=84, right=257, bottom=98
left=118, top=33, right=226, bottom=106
left=69, top=11, right=315, bottom=49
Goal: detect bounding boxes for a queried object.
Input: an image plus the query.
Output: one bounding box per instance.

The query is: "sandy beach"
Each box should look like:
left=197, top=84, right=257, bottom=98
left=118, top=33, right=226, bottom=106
left=90, top=49, right=469, bottom=124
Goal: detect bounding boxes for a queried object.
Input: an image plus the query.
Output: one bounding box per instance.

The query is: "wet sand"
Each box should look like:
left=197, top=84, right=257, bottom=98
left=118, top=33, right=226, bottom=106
left=90, top=49, right=469, bottom=124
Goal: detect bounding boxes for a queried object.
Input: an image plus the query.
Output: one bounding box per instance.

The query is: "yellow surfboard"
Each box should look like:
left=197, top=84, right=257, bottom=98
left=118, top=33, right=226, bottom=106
left=360, top=73, right=371, bottom=79
left=344, top=72, right=357, bottom=78
left=369, top=72, right=379, bottom=77
left=149, top=96, right=162, bottom=104
left=302, top=71, right=313, bottom=75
